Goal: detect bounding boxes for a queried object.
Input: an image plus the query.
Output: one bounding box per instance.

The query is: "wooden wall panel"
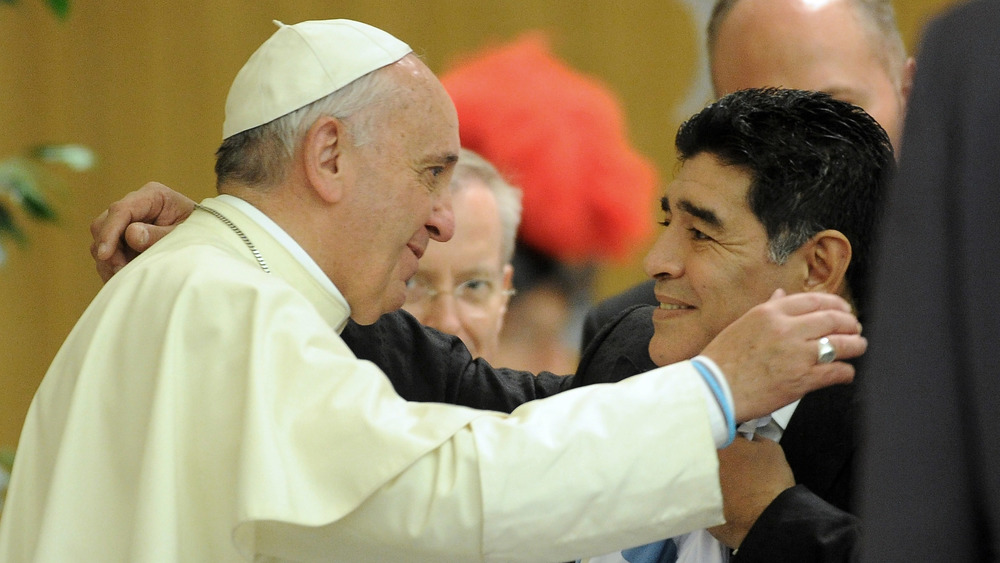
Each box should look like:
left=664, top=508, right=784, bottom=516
left=0, top=0, right=960, bottom=446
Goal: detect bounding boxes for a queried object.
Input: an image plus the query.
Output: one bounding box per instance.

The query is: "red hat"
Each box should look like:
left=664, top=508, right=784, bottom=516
left=441, top=33, right=658, bottom=263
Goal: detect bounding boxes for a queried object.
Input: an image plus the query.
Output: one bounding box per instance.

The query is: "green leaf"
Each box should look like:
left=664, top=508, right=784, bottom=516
left=0, top=203, right=27, bottom=244
left=46, top=0, right=68, bottom=20
left=0, top=142, right=90, bottom=267
left=0, top=156, right=37, bottom=194
left=0, top=167, right=57, bottom=263
left=31, top=144, right=96, bottom=171
left=0, top=157, right=59, bottom=223
left=20, top=189, right=57, bottom=220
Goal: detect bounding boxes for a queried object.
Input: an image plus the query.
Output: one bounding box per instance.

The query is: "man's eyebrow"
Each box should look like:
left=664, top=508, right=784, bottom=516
left=678, top=200, right=723, bottom=229
left=457, top=265, right=500, bottom=279
left=423, top=152, right=459, bottom=167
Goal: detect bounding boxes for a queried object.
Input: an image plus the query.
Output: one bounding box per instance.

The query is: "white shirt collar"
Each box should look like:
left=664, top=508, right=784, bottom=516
left=737, top=399, right=800, bottom=441
left=216, top=194, right=352, bottom=321
left=770, top=399, right=800, bottom=432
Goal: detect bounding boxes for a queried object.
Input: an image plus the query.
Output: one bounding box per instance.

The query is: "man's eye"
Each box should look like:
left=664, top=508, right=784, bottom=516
left=689, top=228, right=711, bottom=241
left=658, top=217, right=671, bottom=227
left=404, top=277, right=432, bottom=305
left=457, top=279, right=495, bottom=303
left=461, top=278, right=492, bottom=293
left=428, top=166, right=446, bottom=178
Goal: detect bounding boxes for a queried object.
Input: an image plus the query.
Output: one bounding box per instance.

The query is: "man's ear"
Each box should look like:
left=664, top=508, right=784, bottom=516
left=900, top=57, right=917, bottom=108
left=802, top=230, right=852, bottom=295
left=496, top=264, right=515, bottom=332
left=302, top=115, right=348, bottom=204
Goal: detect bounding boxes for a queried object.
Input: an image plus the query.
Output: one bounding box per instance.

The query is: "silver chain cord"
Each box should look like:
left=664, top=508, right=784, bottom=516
left=194, top=204, right=271, bottom=274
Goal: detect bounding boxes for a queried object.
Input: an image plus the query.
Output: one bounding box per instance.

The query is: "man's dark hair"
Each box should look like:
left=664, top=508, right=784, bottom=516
left=675, top=87, right=894, bottom=316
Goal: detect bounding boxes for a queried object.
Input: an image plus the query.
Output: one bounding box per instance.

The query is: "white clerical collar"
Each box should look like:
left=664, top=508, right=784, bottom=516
left=217, top=194, right=351, bottom=320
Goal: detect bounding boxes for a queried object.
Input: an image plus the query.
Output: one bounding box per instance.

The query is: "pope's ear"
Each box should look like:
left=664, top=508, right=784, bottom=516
left=302, top=115, right=348, bottom=203
left=803, top=230, right=852, bottom=295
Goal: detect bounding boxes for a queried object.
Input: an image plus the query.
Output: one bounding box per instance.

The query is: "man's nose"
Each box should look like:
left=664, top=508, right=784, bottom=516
left=426, top=189, right=455, bottom=242
left=423, top=292, right=463, bottom=335
left=644, top=229, right=685, bottom=279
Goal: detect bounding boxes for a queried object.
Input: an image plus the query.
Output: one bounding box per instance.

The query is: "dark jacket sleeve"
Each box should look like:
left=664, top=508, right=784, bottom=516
left=344, top=304, right=660, bottom=413
left=341, top=310, right=575, bottom=413
left=734, top=485, right=859, bottom=563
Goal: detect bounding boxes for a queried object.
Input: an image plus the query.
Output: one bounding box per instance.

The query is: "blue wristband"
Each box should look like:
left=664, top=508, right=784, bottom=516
left=691, top=358, right=736, bottom=447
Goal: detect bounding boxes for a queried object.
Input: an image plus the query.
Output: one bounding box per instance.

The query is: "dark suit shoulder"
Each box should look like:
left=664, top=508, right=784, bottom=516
left=575, top=303, right=657, bottom=385
left=581, top=280, right=657, bottom=349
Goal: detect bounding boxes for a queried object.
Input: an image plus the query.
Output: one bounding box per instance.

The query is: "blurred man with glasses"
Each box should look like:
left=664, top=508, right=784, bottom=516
left=402, top=148, right=521, bottom=363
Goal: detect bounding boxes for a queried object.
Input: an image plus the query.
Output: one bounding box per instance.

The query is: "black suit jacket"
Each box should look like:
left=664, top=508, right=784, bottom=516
left=860, top=2, right=1000, bottom=560
left=579, top=304, right=859, bottom=562
left=341, top=308, right=576, bottom=413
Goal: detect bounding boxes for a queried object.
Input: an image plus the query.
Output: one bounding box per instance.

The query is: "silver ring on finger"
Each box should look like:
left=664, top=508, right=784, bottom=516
left=817, top=337, right=836, bottom=364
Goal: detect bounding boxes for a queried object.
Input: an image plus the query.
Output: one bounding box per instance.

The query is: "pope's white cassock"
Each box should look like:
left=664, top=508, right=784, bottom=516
left=0, top=196, right=723, bottom=562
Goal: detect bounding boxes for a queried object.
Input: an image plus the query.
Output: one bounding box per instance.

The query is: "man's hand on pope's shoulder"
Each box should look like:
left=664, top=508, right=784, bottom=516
left=90, top=182, right=195, bottom=282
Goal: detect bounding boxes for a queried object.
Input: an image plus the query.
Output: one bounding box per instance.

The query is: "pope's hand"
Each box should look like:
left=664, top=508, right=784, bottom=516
left=701, top=289, right=864, bottom=422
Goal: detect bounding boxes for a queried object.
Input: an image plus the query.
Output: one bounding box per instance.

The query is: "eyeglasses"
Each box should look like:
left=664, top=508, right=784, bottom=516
left=405, top=276, right=515, bottom=311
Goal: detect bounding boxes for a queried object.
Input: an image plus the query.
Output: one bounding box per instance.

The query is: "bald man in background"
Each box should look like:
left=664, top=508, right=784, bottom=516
left=709, top=0, right=914, bottom=149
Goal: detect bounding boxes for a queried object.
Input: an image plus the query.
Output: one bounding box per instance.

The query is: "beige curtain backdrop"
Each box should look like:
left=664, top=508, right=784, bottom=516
left=0, top=0, right=957, bottom=447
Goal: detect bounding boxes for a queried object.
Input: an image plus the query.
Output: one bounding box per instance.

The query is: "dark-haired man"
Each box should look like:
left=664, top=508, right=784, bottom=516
left=582, top=0, right=913, bottom=348
left=582, top=87, right=891, bottom=562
